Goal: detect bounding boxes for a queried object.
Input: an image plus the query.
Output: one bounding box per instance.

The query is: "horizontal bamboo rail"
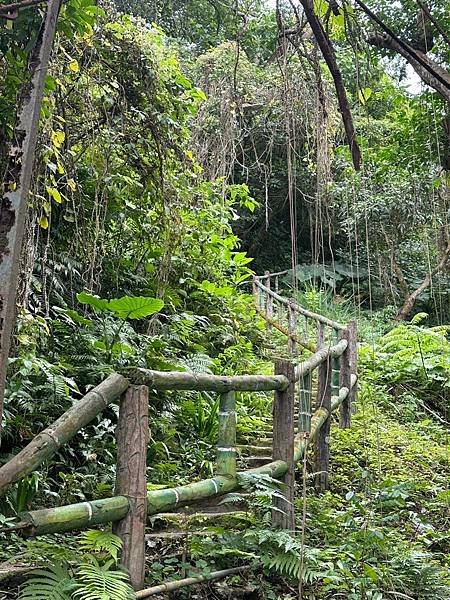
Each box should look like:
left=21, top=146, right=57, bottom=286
left=136, top=565, right=252, bottom=598
left=254, top=269, right=289, bottom=278
left=0, top=373, right=129, bottom=496
left=254, top=279, right=346, bottom=331
left=14, top=376, right=356, bottom=537
left=133, top=369, right=290, bottom=392
left=255, top=305, right=317, bottom=352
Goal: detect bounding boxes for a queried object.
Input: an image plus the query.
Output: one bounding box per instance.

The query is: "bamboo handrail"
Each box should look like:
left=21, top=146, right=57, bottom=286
left=254, top=269, right=290, bottom=278
left=15, top=376, right=357, bottom=536
left=254, top=305, right=317, bottom=352
left=133, top=369, right=290, bottom=392
left=254, top=279, right=346, bottom=331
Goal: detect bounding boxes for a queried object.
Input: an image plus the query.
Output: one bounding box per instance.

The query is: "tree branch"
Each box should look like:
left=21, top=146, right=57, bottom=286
left=416, top=0, right=450, bottom=48
left=354, top=0, right=450, bottom=97
left=369, top=32, right=450, bottom=102
left=0, top=0, right=48, bottom=15
left=299, top=0, right=362, bottom=171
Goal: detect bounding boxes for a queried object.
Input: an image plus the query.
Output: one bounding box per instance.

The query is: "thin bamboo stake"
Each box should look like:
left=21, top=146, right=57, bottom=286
left=265, top=271, right=273, bottom=331
left=315, top=355, right=331, bottom=492
left=136, top=565, right=252, bottom=598
left=288, top=299, right=297, bottom=356
left=0, top=373, right=129, bottom=496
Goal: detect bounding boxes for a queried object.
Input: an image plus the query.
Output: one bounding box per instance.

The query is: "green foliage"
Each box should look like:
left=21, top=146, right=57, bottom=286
left=20, top=531, right=133, bottom=600
left=19, top=563, right=75, bottom=600
left=77, top=293, right=164, bottom=320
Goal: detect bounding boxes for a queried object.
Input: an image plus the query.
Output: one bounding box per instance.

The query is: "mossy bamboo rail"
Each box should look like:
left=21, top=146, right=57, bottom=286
left=0, top=272, right=358, bottom=592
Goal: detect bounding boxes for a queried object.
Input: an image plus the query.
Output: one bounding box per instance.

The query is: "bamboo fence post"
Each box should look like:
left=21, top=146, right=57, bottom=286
left=315, top=354, right=331, bottom=492
left=317, top=321, right=325, bottom=349
left=298, top=371, right=312, bottom=435
left=272, top=361, right=295, bottom=531
left=275, top=275, right=282, bottom=322
left=264, top=271, right=273, bottom=330
left=216, top=391, right=236, bottom=477
left=348, top=320, right=358, bottom=407
left=252, top=275, right=258, bottom=307
left=288, top=299, right=297, bottom=356
left=113, top=385, right=149, bottom=591
left=339, top=325, right=351, bottom=428
left=331, top=329, right=340, bottom=397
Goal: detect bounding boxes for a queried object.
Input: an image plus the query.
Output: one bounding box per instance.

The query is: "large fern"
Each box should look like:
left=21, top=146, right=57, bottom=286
left=73, top=558, right=134, bottom=600
left=19, top=562, right=76, bottom=600
left=78, top=530, right=122, bottom=562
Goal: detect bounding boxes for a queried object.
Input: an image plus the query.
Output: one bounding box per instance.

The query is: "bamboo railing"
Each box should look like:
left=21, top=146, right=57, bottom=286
left=0, top=271, right=358, bottom=592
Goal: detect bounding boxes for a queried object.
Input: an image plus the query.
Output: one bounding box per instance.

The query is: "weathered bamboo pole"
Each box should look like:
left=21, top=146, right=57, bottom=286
left=113, top=385, right=149, bottom=591
left=331, top=329, right=340, bottom=397
left=136, top=565, right=252, bottom=598
left=287, top=299, right=297, bottom=356
left=18, top=378, right=357, bottom=536
left=0, top=373, right=129, bottom=496
left=264, top=271, right=273, bottom=331
left=294, top=339, right=347, bottom=380
left=216, top=391, right=236, bottom=477
left=254, top=280, right=346, bottom=330
left=298, top=371, right=312, bottom=434
left=315, top=354, right=331, bottom=492
left=339, top=325, right=352, bottom=428
left=254, top=306, right=317, bottom=352
left=272, top=361, right=295, bottom=530
left=348, top=320, right=358, bottom=407
left=133, top=368, right=289, bottom=392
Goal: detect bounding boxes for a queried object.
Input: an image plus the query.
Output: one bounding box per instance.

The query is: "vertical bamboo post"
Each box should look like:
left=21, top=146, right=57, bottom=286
left=298, top=371, right=312, bottom=435
left=265, top=271, right=273, bottom=330
left=317, top=321, right=325, bottom=348
left=216, top=391, right=236, bottom=477
left=272, top=361, right=295, bottom=531
left=315, top=355, right=331, bottom=492
left=288, top=299, right=297, bottom=355
left=252, top=275, right=258, bottom=307
left=340, top=320, right=357, bottom=428
left=275, top=276, right=282, bottom=322
left=113, top=385, right=149, bottom=591
left=331, top=329, right=340, bottom=396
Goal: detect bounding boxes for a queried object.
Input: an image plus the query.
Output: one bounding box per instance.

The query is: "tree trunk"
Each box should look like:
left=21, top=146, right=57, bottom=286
left=0, top=0, right=63, bottom=432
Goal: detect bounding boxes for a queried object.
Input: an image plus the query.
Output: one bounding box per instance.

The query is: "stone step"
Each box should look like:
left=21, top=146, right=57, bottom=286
left=237, top=444, right=272, bottom=456
left=244, top=456, right=273, bottom=467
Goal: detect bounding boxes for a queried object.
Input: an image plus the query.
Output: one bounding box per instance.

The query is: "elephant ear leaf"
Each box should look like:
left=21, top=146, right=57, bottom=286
left=76, top=292, right=109, bottom=313
left=106, top=296, right=164, bottom=319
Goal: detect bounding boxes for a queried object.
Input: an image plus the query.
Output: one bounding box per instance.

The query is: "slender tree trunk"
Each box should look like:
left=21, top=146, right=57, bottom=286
left=0, top=0, right=63, bottom=433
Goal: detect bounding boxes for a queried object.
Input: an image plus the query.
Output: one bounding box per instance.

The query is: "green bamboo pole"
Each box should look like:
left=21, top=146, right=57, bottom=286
left=254, top=280, right=346, bottom=331
left=216, top=391, right=236, bottom=477
left=18, top=377, right=357, bottom=537
left=331, top=329, right=341, bottom=396
left=0, top=373, right=129, bottom=496
left=133, top=368, right=289, bottom=392
left=298, top=371, right=312, bottom=434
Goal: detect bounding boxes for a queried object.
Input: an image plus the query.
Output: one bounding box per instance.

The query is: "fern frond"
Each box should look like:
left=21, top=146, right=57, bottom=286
left=19, top=562, right=75, bottom=600
left=78, top=530, right=122, bottom=561
left=73, top=559, right=134, bottom=600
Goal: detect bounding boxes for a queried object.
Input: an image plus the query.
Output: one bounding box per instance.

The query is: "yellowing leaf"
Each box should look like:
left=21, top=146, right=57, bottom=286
left=39, top=216, right=49, bottom=229
left=57, top=162, right=65, bottom=174
left=43, top=201, right=51, bottom=215
left=51, top=130, right=65, bottom=148
left=69, top=59, right=80, bottom=73
left=46, top=186, right=62, bottom=203
left=358, top=87, right=373, bottom=104
left=67, top=178, right=77, bottom=191
left=8, top=181, right=17, bottom=191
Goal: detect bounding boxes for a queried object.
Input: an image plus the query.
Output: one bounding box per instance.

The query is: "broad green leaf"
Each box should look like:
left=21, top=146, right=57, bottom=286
left=76, top=292, right=109, bottom=312
left=107, top=296, right=164, bottom=319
